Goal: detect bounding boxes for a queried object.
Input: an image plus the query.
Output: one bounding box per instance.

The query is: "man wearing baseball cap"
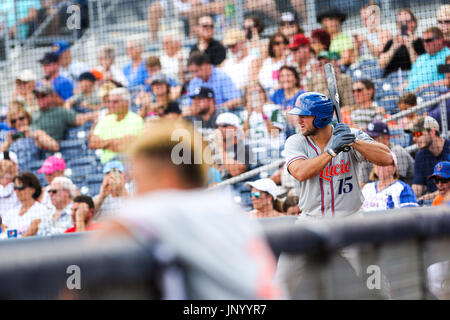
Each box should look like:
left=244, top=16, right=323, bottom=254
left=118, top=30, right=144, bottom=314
left=183, top=87, right=219, bottom=129
left=14, top=69, right=38, bottom=113
left=289, top=34, right=316, bottom=87
left=359, top=120, right=415, bottom=186
left=222, top=29, right=256, bottom=90
left=214, top=112, right=254, bottom=179
left=37, top=155, right=67, bottom=209
left=407, top=116, right=450, bottom=202
left=64, top=71, right=101, bottom=111
left=429, top=161, right=450, bottom=206
left=37, top=51, right=73, bottom=101
left=53, top=40, right=89, bottom=85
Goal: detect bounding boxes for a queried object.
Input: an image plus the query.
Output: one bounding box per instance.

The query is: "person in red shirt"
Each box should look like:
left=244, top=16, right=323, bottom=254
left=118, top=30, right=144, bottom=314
left=430, top=161, right=450, bottom=206
left=65, top=195, right=100, bottom=233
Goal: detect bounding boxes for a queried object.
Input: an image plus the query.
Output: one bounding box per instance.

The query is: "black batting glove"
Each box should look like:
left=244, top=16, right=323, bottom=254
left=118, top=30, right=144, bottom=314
left=332, top=123, right=351, bottom=136
left=327, top=133, right=356, bottom=157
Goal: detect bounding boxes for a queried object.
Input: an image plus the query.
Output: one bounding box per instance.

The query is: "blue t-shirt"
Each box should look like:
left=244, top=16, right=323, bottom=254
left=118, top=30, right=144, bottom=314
left=427, top=91, right=450, bottom=130
left=413, top=139, right=450, bottom=192
left=270, top=89, right=305, bottom=110
left=36, top=76, right=74, bottom=101
left=123, top=61, right=150, bottom=89
left=406, top=47, right=450, bottom=92
left=187, top=67, right=241, bottom=107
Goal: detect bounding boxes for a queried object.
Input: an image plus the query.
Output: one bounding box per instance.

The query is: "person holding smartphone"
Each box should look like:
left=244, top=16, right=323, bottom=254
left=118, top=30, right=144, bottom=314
left=379, top=8, right=425, bottom=77
left=0, top=101, right=59, bottom=170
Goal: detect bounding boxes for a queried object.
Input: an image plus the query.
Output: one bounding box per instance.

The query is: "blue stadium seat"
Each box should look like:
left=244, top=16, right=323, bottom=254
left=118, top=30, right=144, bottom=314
left=87, top=173, right=104, bottom=184
left=389, top=128, right=411, bottom=148
left=67, top=156, right=97, bottom=168
left=376, top=90, right=401, bottom=114
left=416, top=85, right=447, bottom=102
left=87, top=182, right=102, bottom=197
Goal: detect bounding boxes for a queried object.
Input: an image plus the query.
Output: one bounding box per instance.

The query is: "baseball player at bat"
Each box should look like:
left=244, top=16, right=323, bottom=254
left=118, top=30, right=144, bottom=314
left=284, top=92, right=393, bottom=217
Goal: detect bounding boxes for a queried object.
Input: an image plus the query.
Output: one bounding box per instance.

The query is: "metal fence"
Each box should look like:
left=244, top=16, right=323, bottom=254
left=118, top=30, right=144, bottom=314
left=0, top=206, right=450, bottom=299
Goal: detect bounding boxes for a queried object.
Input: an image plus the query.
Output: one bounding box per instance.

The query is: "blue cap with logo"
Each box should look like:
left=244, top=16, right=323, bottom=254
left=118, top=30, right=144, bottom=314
left=52, top=41, right=70, bottom=56
left=430, top=161, right=450, bottom=179
left=103, top=160, right=125, bottom=174
left=366, top=120, right=390, bottom=138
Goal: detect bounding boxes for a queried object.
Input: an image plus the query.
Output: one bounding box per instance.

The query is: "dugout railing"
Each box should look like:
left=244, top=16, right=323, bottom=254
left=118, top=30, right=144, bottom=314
left=0, top=207, right=450, bottom=299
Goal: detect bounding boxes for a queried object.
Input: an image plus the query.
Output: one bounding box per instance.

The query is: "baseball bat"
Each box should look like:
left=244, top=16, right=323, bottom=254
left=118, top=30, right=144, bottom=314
left=324, top=63, right=351, bottom=152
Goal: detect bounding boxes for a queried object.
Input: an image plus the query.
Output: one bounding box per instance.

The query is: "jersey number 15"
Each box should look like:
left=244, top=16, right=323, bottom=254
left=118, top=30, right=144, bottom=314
left=338, top=176, right=353, bottom=194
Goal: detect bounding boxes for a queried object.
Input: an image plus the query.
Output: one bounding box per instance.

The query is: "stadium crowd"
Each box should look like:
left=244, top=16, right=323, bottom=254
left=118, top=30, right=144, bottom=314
left=0, top=1, right=449, bottom=239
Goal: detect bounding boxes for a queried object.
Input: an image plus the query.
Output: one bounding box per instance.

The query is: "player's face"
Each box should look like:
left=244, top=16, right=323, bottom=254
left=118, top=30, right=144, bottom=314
left=297, top=115, right=317, bottom=136
left=434, top=177, right=450, bottom=196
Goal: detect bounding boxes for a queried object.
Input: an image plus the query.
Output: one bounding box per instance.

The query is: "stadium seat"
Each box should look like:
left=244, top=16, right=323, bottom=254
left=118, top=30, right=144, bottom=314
left=67, top=156, right=97, bottom=168
left=416, top=85, right=447, bottom=102
left=389, top=128, right=411, bottom=148
left=376, top=90, right=401, bottom=114
left=87, top=173, right=104, bottom=185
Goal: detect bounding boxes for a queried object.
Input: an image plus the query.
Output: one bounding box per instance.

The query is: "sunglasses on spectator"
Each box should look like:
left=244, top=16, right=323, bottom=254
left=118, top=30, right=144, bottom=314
left=49, top=189, right=61, bottom=194
left=397, top=19, right=412, bottom=23
left=14, top=185, right=27, bottom=191
left=201, top=24, right=214, bottom=29
left=412, top=131, right=424, bottom=138
left=217, top=124, right=233, bottom=128
left=280, top=21, right=296, bottom=27
left=227, top=43, right=238, bottom=49
left=35, top=93, right=48, bottom=99
left=438, top=20, right=450, bottom=24
left=435, top=177, right=450, bottom=184
left=352, top=88, right=365, bottom=93
left=11, top=116, right=26, bottom=125
left=273, top=41, right=285, bottom=46
left=423, top=37, right=438, bottom=43
left=251, top=191, right=261, bottom=198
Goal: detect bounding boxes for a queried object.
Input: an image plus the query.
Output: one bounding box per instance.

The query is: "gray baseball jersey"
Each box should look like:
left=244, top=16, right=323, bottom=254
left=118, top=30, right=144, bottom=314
left=284, top=127, right=375, bottom=218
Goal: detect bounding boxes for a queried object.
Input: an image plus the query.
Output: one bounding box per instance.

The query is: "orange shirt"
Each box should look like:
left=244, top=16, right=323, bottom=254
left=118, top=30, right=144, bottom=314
left=432, top=194, right=444, bottom=206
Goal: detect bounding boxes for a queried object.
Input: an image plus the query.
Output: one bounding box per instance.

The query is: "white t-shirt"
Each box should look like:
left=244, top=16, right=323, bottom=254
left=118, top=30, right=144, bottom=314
left=221, top=54, right=256, bottom=90
left=60, top=60, right=89, bottom=84
left=361, top=180, right=418, bottom=212
left=258, top=58, right=285, bottom=94
left=95, top=64, right=129, bottom=87
left=112, top=188, right=285, bottom=299
left=2, top=201, right=50, bottom=237
left=159, top=49, right=188, bottom=84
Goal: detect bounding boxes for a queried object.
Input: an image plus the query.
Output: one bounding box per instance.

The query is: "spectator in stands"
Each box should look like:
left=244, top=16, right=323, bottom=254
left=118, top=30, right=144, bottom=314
left=123, top=35, right=150, bottom=90
left=12, top=70, right=38, bottom=115
left=270, top=65, right=304, bottom=110
left=96, top=45, right=128, bottom=87
left=0, top=152, right=20, bottom=215
left=243, top=15, right=268, bottom=60
left=278, top=12, right=304, bottom=44
left=242, top=82, right=284, bottom=141
left=354, top=2, right=392, bottom=60
left=64, top=72, right=101, bottom=111
left=254, top=32, right=289, bottom=94
left=1, top=172, right=49, bottom=237
left=395, top=92, right=420, bottom=131
left=160, top=31, right=189, bottom=86
left=52, top=41, right=89, bottom=85
left=147, top=0, right=224, bottom=42
left=187, top=53, right=242, bottom=110
left=379, top=8, right=425, bottom=78
left=183, top=87, right=219, bottom=129
left=282, top=195, right=301, bottom=216
left=310, top=28, right=331, bottom=55
left=359, top=120, right=415, bottom=186
left=288, top=34, right=317, bottom=88
left=246, top=178, right=283, bottom=218
left=307, top=51, right=355, bottom=109
left=37, top=155, right=68, bottom=210
left=212, top=112, right=254, bottom=179
left=37, top=52, right=73, bottom=101
left=2, top=0, right=40, bottom=40
left=96, top=119, right=283, bottom=299
left=189, top=15, right=226, bottom=67
left=437, top=5, right=450, bottom=48
left=429, top=161, right=450, bottom=206
left=408, top=116, right=450, bottom=203
left=64, top=195, right=99, bottom=233
left=93, top=161, right=128, bottom=220
left=1, top=101, right=59, bottom=170
left=89, top=87, right=144, bottom=164
left=30, top=84, right=98, bottom=141
left=221, top=28, right=257, bottom=91
left=144, top=56, right=181, bottom=100
left=136, top=74, right=181, bottom=121
left=38, top=177, right=76, bottom=236
left=96, top=81, right=118, bottom=121
left=349, top=79, right=385, bottom=130
left=405, top=27, right=450, bottom=92
left=361, top=152, right=418, bottom=211
left=317, top=8, right=355, bottom=69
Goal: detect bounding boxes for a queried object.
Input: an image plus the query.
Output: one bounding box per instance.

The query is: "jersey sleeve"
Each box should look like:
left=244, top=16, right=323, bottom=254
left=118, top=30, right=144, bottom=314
left=284, top=135, right=307, bottom=175
left=399, top=183, right=419, bottom=208
left=351, top=128, right=375, bottom=162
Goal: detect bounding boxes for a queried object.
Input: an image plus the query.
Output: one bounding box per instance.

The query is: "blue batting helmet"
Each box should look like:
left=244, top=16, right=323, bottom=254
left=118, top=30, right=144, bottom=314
left=288, top=92, right=334, bottom=128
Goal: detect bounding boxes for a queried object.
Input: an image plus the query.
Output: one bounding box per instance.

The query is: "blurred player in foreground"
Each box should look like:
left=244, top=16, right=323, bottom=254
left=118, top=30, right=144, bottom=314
left=96, top=119, right=285, bottom=299
left=276, top=92, right=393, bottom=297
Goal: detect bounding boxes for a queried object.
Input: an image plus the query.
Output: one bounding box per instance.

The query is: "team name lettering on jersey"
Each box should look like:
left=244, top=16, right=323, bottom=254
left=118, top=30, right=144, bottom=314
left=320, top=160, right=350, bottom=182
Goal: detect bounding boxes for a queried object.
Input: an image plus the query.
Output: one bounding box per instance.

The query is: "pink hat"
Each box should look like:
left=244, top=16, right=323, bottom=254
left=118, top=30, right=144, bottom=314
left=37, top=156, right=66, bottom=174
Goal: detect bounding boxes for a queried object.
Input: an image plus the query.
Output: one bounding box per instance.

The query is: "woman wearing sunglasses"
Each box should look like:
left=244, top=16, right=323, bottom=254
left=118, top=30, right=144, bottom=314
left=0, top=101, right=59, bottom=170
left=1, top=172, right=49, bottom=238
left=246, top=178, right=284, bottom=218
left=361, top=153, right=418, bottom=212
left=349, top=79, right=385, bottom=130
